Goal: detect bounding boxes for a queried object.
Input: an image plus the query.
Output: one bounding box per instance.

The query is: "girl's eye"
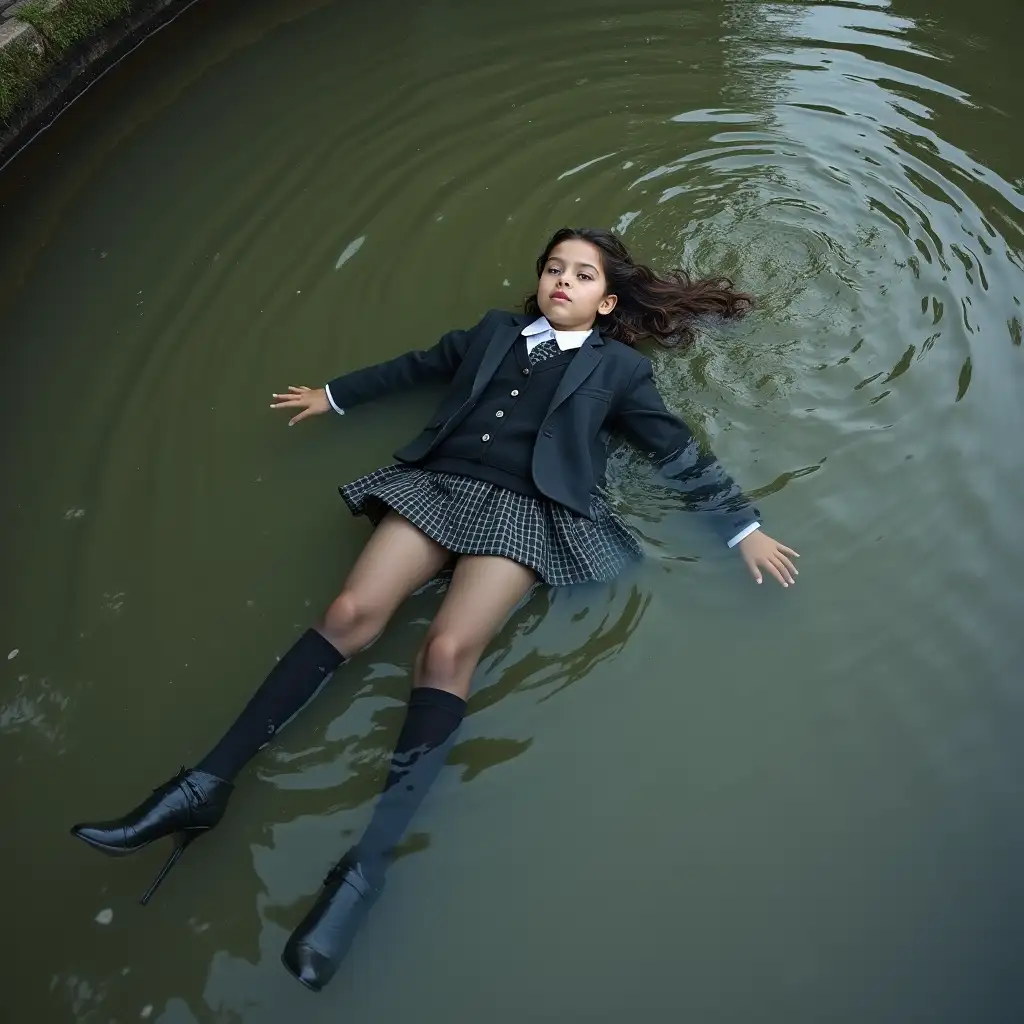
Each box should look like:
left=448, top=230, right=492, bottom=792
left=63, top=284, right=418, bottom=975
left=547, top=265, right=560, bottom=274
left=579, top=273, right=593, bottom=281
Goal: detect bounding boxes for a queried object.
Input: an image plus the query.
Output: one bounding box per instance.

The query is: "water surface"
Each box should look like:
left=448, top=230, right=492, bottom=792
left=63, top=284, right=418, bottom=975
left=1, top=0, right=1023, bottom=1020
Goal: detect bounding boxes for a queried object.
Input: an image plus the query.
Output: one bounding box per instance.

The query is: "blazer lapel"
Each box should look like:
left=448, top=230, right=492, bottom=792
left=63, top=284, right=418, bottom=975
left=468, top=322, right=521, bottom=399
left=545, top=334, right=603, bottom=417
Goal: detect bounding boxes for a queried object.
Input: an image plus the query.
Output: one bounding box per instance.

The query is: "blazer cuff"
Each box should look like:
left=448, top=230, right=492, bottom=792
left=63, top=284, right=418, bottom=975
left=727, top=522, right=760, bottom=548
left=324, top=383, right=345, bottom=415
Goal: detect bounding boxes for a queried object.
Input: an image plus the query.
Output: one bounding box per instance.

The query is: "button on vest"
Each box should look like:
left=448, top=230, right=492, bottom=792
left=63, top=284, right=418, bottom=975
left=421, top=337, right=577, bottom=492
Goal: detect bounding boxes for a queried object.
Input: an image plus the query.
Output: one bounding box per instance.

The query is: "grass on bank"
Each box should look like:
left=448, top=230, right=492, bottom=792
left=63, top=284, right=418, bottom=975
left=16, top=0, right=132, bottom=52
left=0, top=0, right=132, bottom=120
left=0, top=39, right=48, bottom=120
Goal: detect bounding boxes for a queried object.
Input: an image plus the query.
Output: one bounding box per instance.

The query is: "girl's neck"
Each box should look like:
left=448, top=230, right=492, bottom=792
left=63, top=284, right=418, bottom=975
left=546, top=313, right=597, bottom=333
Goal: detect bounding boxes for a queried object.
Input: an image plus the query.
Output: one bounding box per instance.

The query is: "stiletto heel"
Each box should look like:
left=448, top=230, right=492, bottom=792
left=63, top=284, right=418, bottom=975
left=71, top=767, right=233, bottom=904
left=139, top=830, right=202, bottom=905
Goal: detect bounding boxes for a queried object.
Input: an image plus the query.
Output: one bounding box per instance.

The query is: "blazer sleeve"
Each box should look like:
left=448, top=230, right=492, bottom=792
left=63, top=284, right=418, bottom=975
left=612, top=357, right=761, bottom=545
left=324, top=309, right=496, bottom=411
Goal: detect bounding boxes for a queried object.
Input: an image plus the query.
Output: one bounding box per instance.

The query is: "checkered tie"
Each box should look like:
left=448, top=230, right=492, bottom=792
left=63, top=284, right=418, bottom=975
left=528, top=336, right=561, bottom=365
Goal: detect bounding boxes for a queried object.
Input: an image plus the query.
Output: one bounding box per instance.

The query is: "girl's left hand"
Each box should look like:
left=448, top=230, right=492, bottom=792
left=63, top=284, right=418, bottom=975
left=738, top=531, right=800, bottom=587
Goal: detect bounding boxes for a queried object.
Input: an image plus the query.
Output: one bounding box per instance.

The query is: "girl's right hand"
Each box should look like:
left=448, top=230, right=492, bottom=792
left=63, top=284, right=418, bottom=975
left=270, top=386, right=331, bottom=426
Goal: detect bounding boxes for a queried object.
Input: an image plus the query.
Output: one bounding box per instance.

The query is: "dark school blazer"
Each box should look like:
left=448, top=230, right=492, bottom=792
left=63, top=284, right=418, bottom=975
left=326, top=309, right=760, bottom=543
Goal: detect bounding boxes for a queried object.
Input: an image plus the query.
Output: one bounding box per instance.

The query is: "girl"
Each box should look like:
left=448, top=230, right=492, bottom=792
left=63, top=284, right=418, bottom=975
left=71, top=227, right=799, bottom=993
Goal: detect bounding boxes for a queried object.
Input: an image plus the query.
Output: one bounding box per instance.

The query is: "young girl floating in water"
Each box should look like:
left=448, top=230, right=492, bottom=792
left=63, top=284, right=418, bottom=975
left=71, top=227, right=799, bottom=992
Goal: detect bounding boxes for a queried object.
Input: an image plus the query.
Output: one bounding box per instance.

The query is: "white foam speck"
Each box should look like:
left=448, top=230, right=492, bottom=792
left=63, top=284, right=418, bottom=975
left=140, top=1005, right=153, bottom=1018
left=7, top=649, right=17, bottom=660
left=502, top=279, right=510, bottom=287
left=95, top=908, right=113, bottom=925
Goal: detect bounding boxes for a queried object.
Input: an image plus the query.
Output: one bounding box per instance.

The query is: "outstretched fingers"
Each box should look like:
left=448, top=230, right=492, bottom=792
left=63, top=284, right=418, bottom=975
left=287, top=407, right=318, bottom=426
left=744, top=552, right=796, bottom=588
left=770, top=554, right=795, bottom=586
left=270, top=388, right=309, bottom=409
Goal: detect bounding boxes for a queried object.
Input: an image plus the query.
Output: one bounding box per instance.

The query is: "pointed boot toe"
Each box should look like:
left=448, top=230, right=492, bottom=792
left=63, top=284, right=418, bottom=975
left=283, top=944, right=334, bottom=993
left=70, top=767, right=234, bottom=903
left=71, top=768, right=233, bottom=854
left=281, top=852, right=381, bottom=992
left=70, top=822, right=131, bottom=855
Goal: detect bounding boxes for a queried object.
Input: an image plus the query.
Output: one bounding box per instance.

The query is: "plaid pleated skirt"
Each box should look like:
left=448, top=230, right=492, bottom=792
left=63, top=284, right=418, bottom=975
left=339, top=466, right=642, bottom=586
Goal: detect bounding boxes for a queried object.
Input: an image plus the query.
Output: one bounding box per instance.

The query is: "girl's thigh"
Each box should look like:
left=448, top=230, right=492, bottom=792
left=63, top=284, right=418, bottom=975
left=320, top=511, right=451, bottom=652
left=423, top=555, right=537, bottom=657
left=341, top=510, right=450, bottom=608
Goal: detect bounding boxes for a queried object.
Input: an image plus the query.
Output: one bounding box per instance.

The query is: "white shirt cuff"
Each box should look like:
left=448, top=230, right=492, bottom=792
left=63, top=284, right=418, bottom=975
left=324, top=383, right=345, bottom=415
left=727, top=522, right=760, bottom=548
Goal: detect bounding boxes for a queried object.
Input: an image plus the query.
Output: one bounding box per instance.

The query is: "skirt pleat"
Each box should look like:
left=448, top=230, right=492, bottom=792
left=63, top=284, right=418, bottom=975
left=339, top=466, right=641, bottom=587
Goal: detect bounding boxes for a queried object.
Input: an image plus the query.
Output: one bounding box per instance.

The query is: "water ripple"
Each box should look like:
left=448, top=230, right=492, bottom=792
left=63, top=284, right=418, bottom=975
left=1, top=1, right=1024, bottom=1020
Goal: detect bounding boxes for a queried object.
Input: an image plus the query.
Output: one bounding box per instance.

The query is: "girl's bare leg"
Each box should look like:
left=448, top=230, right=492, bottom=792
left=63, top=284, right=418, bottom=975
left=414, top=554, right=537, bottom=698
left=318, top=510, right=451, bottom=656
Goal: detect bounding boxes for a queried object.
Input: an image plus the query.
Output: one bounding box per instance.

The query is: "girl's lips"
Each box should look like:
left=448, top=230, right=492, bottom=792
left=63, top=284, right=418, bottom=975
left=551, top=291, right=570, bottom=301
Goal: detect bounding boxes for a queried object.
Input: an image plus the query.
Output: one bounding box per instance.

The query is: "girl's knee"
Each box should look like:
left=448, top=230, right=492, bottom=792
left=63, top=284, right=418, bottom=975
left=419, top=630, right=476, bottom=683
left=320, top=590, right=385, bottom=652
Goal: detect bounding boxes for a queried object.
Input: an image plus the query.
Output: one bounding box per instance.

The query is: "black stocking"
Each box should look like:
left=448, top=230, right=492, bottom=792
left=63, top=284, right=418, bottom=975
left=355, top=686, right=466, bottom=884
left=196, top=628, right=344, bottom=781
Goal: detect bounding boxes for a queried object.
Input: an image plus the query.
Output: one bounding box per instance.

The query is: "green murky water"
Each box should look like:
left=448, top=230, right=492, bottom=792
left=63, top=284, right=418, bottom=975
left=2, top=0, right=1023, bottom=1020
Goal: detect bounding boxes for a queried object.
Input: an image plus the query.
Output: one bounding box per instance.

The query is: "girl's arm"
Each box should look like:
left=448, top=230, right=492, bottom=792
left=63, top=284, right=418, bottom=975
left=270, top=311, right=496, bottom=425
left=613, top=358, right=799, bottom=587
left=325, top=310, right=497, bottom=411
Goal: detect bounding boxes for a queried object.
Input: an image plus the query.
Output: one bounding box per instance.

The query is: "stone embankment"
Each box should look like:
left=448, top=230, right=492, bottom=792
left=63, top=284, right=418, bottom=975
left=1, top=0, right=197, bottom=165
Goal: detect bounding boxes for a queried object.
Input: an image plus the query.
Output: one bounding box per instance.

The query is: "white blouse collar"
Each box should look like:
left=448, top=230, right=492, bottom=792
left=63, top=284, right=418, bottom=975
left=521, top=315, right=593, bottom=351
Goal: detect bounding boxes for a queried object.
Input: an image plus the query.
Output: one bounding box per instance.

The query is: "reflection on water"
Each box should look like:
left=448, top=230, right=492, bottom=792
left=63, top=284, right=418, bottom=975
left=1, top=0, right=1023, bottom=1020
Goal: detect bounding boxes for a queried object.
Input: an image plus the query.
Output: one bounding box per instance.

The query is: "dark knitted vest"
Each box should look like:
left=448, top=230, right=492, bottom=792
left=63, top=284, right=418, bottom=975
left=419, top=338, right=576, bottom=497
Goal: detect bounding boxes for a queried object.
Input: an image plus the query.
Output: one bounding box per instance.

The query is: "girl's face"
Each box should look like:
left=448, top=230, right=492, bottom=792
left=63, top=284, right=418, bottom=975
left=536, top=239, right=618, bottom=330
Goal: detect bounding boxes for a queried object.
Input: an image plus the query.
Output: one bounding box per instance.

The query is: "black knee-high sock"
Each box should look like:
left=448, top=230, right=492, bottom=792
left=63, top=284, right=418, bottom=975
left=355, top=686, right=466, bottom=886
left=195, top=628, right=344, bottom=781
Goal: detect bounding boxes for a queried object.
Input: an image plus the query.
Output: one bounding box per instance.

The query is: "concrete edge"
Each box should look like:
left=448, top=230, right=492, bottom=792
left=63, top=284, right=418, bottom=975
left=1, top=0, right=203, bottom=171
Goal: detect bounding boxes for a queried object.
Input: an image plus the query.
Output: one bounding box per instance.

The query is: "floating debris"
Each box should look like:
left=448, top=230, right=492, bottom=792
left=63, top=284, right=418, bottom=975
left=140, top=1005, right=153, bottom=1018
left=335, top=235, right=366, bottom=270
left=557, top=151, right=618, bottom=180
left=95, top=908, right=113, bottom=925
left=7, top=649, right=17, bottom=661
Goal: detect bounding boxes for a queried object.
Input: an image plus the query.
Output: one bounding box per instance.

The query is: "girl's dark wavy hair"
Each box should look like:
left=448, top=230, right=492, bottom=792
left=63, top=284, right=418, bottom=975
left=524, top=226, right=753, bottom=348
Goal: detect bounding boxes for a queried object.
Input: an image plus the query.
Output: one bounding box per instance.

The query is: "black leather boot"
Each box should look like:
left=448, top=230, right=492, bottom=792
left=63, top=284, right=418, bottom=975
left=71, top=767, right=233, bottom=903
left=281, top=850, right=382, bottom=992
